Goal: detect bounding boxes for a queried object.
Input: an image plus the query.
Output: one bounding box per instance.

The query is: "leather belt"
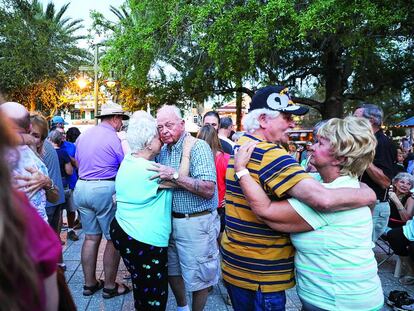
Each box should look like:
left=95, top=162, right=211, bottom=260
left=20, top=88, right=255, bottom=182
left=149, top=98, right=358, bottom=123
left=79, top=177, right=116, bottom=182
left=172, top=210, right=212, bottom=219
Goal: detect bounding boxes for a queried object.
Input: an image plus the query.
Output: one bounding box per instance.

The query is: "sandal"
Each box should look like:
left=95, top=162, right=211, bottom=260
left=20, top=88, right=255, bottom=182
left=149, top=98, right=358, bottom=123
left=102, top=283, right=131, bottom=299
left=83, top=279, right=104, bottom=296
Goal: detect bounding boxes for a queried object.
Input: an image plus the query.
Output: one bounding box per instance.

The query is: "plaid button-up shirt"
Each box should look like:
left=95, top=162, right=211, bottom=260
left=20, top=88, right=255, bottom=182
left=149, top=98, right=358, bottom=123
left=157, top=133, right=218, bottom=214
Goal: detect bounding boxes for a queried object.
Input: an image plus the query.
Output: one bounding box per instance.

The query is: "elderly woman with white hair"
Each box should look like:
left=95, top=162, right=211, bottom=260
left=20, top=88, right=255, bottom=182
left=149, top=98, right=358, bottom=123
left=234, top=116, right=384, bottom=310
left=387, top=172, right=414, bottom=229
left=109, top=111, right=193, bottom=311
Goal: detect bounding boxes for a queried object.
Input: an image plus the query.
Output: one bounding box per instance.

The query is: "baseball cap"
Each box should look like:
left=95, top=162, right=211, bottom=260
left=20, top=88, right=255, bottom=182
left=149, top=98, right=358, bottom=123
left=248, top=85, right=309, bottom=115
left=51, top=115, right=68, bottom=125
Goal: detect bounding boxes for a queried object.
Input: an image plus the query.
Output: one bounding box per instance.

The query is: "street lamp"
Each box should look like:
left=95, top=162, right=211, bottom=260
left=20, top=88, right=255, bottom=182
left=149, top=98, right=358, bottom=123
left=77, top=42, right=117, bottom=125
left=93, top=44, right=99, bottom=125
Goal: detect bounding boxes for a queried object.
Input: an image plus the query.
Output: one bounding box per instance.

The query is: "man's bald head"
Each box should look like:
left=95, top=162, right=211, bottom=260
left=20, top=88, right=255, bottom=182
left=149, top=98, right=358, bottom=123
left=0, top=102, right=31, bottom=131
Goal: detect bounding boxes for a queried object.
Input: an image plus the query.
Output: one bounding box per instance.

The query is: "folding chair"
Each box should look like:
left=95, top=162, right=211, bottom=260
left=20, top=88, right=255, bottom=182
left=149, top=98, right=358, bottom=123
left=375, top=235, right=402, bottom=277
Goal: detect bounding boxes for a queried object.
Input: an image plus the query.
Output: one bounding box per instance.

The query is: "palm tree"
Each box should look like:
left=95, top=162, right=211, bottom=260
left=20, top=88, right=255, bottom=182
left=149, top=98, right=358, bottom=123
left=1, top=0, right=90, bottom=113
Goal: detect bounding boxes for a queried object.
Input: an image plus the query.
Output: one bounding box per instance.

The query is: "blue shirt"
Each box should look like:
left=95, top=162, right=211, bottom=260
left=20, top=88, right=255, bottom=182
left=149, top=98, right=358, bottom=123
left=115, top=155, right=172, bottom=247
left=61, top=141, right=78, bottom=189
left=157, top=133, right=218, bottom=214
left=42, top=140, right=65, bottom=207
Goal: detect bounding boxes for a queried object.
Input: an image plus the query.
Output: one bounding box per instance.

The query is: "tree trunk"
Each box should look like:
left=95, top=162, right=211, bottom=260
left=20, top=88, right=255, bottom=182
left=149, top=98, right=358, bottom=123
left=322, top=45, right=345, bottom=119
left=236, top=78, right=243, bottom=131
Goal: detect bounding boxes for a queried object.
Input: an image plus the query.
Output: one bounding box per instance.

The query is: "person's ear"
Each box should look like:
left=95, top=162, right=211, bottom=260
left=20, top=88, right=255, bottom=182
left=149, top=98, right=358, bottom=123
left=258, top=114, right=267, bottom=129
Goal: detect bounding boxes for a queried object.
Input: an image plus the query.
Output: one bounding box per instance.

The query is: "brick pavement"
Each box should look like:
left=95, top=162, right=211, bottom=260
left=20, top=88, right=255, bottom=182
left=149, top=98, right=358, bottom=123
left=62, top=228, right=412, bottom=310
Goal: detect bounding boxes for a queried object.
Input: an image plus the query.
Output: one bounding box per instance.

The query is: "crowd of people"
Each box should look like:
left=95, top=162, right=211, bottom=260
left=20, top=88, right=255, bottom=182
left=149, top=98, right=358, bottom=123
left=2, top=84, right=414, bottom=311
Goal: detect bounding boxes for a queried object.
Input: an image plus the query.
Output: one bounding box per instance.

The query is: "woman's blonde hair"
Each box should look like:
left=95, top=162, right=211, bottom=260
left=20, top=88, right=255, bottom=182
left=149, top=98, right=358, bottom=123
left=317, top=116, right=376, bottom=177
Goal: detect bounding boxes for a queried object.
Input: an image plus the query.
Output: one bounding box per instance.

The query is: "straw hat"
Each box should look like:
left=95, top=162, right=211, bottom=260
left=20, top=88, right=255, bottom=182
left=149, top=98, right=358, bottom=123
left=96, top=102, right=129, bottom=120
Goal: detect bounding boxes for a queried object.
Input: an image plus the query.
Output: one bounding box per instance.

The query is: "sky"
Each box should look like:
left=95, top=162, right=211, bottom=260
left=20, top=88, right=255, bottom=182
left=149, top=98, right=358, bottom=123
left=38, top=0, right=125, bottom=48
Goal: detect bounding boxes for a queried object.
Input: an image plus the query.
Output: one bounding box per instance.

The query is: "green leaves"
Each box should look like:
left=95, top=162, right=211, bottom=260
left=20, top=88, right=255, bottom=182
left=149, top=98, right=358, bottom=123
left=0, top=0, right=88, bottom=114
left=94, top=0, right=414, bottom=120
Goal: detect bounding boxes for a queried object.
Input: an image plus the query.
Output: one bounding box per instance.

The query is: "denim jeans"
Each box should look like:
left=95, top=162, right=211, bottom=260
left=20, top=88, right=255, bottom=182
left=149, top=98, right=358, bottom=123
left=372, top=201, right=391, bottom=242
left=225, top=281, right=286, bottom=311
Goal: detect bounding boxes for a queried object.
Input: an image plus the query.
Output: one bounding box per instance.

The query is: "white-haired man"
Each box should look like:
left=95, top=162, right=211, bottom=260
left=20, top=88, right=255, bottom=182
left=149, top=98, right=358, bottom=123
left=151, top=105, right=219, bottom=311
left=221, top=85, right=377, bottom=311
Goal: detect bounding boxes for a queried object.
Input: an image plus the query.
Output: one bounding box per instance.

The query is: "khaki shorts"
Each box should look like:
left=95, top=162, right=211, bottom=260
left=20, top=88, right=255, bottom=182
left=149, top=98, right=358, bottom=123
left=168, top=210, right=220, bottom=291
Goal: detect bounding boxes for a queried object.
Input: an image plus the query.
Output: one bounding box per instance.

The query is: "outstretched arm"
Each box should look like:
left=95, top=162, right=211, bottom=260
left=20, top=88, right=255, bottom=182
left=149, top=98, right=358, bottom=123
left=235, top=141, right=375, bottom=214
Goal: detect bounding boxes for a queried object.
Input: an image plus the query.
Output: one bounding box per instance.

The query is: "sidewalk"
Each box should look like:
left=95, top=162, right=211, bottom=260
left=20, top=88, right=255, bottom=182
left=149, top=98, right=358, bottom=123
left=62, top=228, right=412, bottom=310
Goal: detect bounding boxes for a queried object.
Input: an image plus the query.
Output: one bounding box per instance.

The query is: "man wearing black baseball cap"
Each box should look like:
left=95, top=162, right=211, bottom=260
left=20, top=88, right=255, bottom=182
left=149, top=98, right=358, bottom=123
left=221, top=85, right=377, bottom=311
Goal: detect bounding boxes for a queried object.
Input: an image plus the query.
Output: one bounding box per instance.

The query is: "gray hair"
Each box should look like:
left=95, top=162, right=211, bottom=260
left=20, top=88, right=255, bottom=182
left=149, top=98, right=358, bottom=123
left=157, top=104, right=182, bottom=120
left=127, top=111, right=158, bottom=153
left=48, top=129, right=64, bottom=146
left=357, top=103, right=383, bottom=127
left=243, top=108, right=280, bottom=133
left=393, top=172, right=414, bottom=188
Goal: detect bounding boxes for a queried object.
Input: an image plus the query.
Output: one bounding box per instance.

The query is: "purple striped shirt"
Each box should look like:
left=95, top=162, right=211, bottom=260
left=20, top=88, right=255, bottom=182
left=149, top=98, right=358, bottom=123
left=75, top=122, right=124, bottom=179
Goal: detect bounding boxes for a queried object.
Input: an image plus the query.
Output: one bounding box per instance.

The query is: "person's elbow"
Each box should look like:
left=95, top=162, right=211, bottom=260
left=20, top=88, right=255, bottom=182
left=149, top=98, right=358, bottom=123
left=310, top=195, right=332, bottom=212
left=200, top=182, right=215, bottom=199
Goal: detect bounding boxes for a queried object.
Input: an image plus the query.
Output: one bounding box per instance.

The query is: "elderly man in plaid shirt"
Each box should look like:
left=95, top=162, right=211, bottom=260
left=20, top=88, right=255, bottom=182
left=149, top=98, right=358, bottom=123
left=151, top=105, right=220, bottom=311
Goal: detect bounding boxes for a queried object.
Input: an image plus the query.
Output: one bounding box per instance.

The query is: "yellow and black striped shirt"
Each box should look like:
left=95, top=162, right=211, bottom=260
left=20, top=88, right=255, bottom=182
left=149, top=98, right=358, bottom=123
left=221, top=134, right=311, bottom=293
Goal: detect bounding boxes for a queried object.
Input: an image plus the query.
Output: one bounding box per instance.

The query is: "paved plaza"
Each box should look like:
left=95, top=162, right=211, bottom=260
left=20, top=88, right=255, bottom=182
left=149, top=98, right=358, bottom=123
left=62, top=228, right=413, bottom=310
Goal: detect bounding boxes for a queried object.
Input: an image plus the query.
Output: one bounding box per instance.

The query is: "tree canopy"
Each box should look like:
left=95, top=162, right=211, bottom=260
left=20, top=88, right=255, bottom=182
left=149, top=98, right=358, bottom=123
left=96, top=0, right=414, bottom=125
left=0, top=0, right=89, bottom=116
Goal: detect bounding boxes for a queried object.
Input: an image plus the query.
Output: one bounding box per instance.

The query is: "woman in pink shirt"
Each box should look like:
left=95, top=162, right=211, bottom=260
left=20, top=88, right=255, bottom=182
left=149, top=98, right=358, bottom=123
left=0, top=110, right=61, bottom=311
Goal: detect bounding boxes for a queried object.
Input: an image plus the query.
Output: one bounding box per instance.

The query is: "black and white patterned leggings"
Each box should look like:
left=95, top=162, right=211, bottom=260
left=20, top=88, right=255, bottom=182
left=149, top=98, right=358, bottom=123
left=110, top=218, right=168, bottom=311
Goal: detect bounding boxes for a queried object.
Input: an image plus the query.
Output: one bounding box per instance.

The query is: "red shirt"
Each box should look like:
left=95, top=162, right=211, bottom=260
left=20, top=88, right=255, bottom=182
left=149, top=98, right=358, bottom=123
left=215, top=152, right=230, bottom=208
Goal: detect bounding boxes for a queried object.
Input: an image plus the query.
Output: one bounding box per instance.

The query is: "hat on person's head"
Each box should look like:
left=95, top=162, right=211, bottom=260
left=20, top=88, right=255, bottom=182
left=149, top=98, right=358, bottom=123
left=51, top=115, right=68, bottom=125
left=306, top=141, right=313, bottom=146
left=248, top=85, right=309, bottom=115
left=96, top=102, right=130, bottom=120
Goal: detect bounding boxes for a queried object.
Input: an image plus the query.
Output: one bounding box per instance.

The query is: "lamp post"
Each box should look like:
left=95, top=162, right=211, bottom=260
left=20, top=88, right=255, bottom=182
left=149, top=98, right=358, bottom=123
left=76, top=42, right=116, bottom=124
left=93, top=44, right=99, bottom=125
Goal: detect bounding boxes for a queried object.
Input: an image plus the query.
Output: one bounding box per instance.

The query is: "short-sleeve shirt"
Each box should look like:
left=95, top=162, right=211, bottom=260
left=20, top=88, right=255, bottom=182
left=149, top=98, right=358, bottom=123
left=76, top=122, right=124, bottom=179
left=115, top=155, right=172, bottom=247
left=221, top=133, right=311, bottom=293
left=12, top=146, right=49, bottom=221
left=360, top=130, right=396, bottom=201
left=42, top=140, right=65, bottom=207
left=61, top=141, right=78, bottom=189
left=157, top=133, right=218, bottom=214
left=289, top=175, right=384, bottom=310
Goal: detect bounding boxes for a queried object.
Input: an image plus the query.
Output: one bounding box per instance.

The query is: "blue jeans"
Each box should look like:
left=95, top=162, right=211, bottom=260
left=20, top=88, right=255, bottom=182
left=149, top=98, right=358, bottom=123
left=225, top=281, right=286, bottom=311
left=372, top=201, right=390, bottom=242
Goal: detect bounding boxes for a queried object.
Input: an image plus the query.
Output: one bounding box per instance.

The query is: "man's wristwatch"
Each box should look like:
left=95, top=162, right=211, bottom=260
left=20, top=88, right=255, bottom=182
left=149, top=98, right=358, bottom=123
left=172, top=171, right=179, bottom=181
left=235, top=169, right=249, bottom=181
